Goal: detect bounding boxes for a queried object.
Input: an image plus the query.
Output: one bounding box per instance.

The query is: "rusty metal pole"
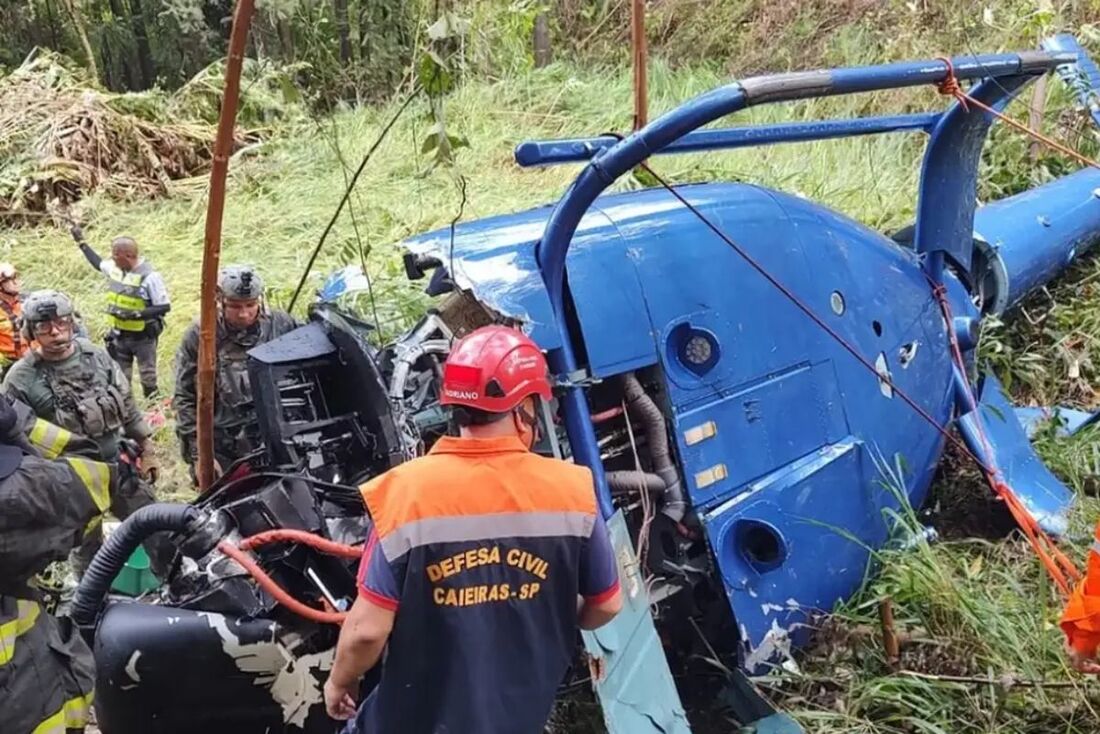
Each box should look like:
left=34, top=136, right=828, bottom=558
left=198, top=0, right=256, bottom=490
left=631, top=0, right=648, bottom=130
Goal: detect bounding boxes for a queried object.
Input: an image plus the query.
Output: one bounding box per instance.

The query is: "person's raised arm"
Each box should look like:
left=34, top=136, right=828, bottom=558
left=69, top=226, right=104, bottom=272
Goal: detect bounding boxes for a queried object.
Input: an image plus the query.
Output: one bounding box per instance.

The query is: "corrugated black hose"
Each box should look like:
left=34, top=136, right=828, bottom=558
left=621, top=373, right=687, bottom=521
left=71, top=503, right=199, bottom=631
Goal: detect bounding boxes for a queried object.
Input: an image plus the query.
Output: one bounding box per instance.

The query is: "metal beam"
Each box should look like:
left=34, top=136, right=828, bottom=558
left=514, top=113, right=940, bottom=168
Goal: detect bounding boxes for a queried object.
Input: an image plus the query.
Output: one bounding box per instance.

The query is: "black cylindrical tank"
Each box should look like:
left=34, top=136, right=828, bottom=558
left=94, top=602, right=336, bottom=733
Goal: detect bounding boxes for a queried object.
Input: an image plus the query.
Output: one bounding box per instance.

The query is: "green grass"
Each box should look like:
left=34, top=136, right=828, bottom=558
left=6, top=32, right=1100, bottom=732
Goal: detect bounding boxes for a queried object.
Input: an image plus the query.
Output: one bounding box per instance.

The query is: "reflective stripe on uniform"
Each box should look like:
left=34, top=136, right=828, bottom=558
left=83, top=514, right=103, bottom=537
left=64, top=457, right=111, bottom=513
left=29, top=418, right=72, bottom=459
left=379, top=510, right=596, bottom=562
left=30, top=691, right=95, bottom=734
left=0, top=599, right=40, bottom=666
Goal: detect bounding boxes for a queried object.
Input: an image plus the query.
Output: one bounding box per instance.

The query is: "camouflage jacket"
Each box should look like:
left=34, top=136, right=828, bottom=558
left=173, top=310, right=298, bottom=463
left=1, top=338, right=150, bottom=461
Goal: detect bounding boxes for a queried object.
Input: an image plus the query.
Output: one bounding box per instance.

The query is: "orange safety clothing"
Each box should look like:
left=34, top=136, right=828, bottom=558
left=0, top=295, right=26, bottom=363
left=1062, top=521, right=1100, bottom=656
left=354, top=434, right=619, bottom=734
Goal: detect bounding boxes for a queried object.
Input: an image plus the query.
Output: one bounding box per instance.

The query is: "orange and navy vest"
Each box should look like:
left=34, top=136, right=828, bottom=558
left=1062, top=520, right=1100, bottom=656
left=353, top=435, right=619, bottom=734
left=0, top=295, right=26, bottom=362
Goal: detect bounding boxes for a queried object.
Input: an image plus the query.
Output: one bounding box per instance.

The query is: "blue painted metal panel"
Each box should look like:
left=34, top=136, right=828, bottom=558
left=913, top=74, right=1036, bottom=273
left=957, top=373, right=1075, bottom=535
left=973, top=167, right=1100, bottom=313
left=401, top=203, right=627, bottom=352
left=514, top=113, right=939, bottom=168
left=1016, top=406, right=1100, bottom=438
left=702, top=440, right=884, bottom=671
left=582, top=511, right=693, bottom=734
left=672, top=362, right=849, bottom=509
left=573, top=184, right=814, bottom=380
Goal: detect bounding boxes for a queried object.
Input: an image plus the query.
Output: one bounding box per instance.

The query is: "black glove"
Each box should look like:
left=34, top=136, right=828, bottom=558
left=0, top=394, right=37, bottom=457
left=69, top=225, right=84, bottom=243
left=0, top=394, right=18, bottom=440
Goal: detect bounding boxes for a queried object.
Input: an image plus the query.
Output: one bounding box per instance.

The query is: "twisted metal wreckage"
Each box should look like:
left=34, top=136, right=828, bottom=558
left=70, top=21, right=1100, bottom=734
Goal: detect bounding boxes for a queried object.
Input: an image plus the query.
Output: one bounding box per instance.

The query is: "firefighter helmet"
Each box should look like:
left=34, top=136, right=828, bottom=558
left=440, top=325, right=552, bottom=414
left=0, top=263, right=17, bottom=282
left=217, top=265, right=264, bottom=300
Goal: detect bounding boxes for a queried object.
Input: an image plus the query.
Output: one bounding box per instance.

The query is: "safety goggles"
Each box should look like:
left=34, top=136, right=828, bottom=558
left=31, top=316, right=74, bottom=335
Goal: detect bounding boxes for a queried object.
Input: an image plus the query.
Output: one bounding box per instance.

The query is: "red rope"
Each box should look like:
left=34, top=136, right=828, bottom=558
left=928, top=278, right=1079, bottom=594
left=936, top=56, right=1100, bottom=172
left=637, top=160, right=993, bottom=469
left=924, top=56, right=1100, bottom=592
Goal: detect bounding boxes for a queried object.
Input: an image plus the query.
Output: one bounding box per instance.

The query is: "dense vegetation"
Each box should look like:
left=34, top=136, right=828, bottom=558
left=5, top=1, right=1100, bottom=731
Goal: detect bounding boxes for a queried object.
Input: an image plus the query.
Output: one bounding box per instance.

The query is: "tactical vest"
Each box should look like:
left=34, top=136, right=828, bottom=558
left=216, top=346, right=253, bottom=418
left=36, top=343, right=129, bottom=443
left=0, top=296, right=24, bottom=361
left=105, top=261, right=153, bottom=333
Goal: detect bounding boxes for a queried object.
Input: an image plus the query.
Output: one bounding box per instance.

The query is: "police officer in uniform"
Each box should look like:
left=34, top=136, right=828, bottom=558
left=0, top=262, right=28, bottom=372
left=173, top=265, right=296, bottom=480
left=326, top=325, right=622, bottom=734
left=0, top=392, right=125, bottom=734
left=2, top=290, right=158, bottom=575
left=71, top=227, right=171, bottom=398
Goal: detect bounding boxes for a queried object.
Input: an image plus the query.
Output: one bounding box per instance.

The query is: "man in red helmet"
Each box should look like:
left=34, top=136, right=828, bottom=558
left=325, top=324, right=622, bottom=733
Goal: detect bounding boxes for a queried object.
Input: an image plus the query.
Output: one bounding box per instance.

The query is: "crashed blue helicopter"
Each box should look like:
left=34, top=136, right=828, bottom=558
left=80, top=34, right=1100, bottom=734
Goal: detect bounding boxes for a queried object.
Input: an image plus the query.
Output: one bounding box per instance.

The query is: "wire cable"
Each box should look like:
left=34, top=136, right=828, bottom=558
left=287, top=87, right=421, bottom=312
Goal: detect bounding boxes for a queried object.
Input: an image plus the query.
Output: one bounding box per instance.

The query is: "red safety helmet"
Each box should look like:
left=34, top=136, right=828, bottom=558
left=440, top=325, right=552, bottom=414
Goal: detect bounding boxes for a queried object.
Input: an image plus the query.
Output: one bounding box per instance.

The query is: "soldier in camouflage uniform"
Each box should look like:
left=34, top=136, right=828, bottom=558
left=0, top=392, right=129, bottom=733
left=1, top=290, right=158, bottom=575
left=174, top=265, right=297, bottom=480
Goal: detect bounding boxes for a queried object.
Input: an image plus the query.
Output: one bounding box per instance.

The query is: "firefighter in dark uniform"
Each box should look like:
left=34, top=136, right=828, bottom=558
left=173, top=265, right=297, bottom=480
left=0, top=392, right=126, bottom=734
left=70, top=227, right=171, bottom=398
left=1, top=290, right=158, bottom=576
left=326, top=325, right=623, bottom=734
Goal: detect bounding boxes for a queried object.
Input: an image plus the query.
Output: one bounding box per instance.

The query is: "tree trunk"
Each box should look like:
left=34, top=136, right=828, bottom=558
left=44, top=0, right=62, bottom=49
left=59, top=0, right=100, bottom=82
left=276, top=15, right=295, bottom=62
left=100, top=38, right=116, bottom=89
left=334, top=0, right=351, bottom=64
left=533, top=12, right=551, bottom=67
left=631, top=0, right=647, bottom=130
left=128, top=0, right=155, bottom=88
left=105, top=0, right=139, bottom=90
left=358, top=0, right=370, bottom=64
left=1028, top=75, right=1048, bottom=163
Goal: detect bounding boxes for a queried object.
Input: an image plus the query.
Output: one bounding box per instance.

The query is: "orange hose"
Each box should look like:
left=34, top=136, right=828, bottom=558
left=217, top=540, right=348, bottom=625
left=238, top=529, right=363, bottom=559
